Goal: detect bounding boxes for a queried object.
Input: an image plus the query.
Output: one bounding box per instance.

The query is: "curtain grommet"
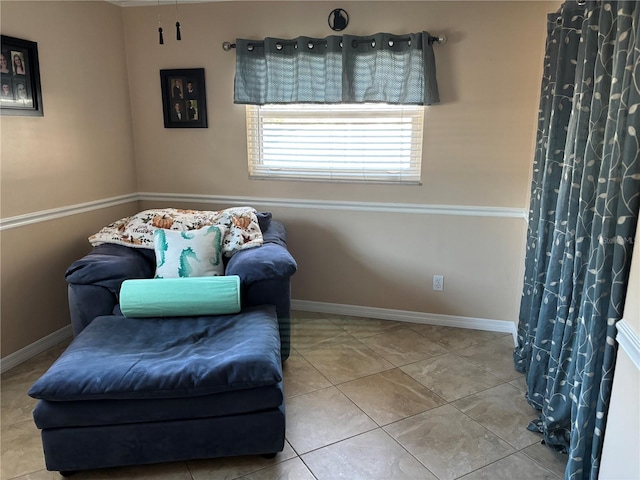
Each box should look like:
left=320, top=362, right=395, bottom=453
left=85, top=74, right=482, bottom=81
left=247, top=43, right=254, bottom=51
left=276, top=42, right=283, bottom=50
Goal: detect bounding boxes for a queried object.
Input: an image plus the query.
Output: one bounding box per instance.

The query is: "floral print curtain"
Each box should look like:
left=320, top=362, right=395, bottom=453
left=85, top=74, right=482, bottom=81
left=514, top=1, right=640, bottom=479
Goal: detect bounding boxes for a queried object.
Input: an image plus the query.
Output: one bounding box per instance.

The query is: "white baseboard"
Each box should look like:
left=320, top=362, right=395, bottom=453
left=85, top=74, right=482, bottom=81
left=616, top=320, right=640, bottom=371
left=291, top=299, right=519, bottom=345
left=1, top=325, right=73, bottom=374
left=1, top=302, right=519, bottom=372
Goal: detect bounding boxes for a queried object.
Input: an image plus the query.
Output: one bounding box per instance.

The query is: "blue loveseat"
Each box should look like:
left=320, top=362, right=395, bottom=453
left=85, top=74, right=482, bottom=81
left=28, top=212, right=297, bottom=474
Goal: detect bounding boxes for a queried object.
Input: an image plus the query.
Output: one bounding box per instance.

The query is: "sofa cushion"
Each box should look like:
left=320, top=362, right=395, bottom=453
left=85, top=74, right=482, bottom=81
left=154, top=225, right=226, bottom=278
left=32, top=384, right=284, bottom=429
left=28, top=306, right=282, bottom=401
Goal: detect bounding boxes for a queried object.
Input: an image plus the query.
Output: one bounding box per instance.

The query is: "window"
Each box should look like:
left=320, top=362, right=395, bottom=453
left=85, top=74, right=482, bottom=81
left=246, top=104, right=424, bottom=184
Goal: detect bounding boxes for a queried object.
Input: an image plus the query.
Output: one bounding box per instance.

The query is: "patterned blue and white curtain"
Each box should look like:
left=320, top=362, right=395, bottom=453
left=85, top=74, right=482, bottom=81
left=233, top=32, right=439, bottom=105
left=514, top=2, right=640, bottom=479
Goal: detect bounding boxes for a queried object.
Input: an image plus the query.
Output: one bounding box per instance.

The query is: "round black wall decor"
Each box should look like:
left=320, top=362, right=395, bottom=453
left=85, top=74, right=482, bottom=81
left=328, top=9, right=349, bottom=32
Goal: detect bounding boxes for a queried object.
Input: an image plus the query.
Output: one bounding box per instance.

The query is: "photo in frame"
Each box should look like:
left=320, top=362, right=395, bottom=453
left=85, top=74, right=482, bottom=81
left=160, top=68, right=207, bottom=128
left=0, top=35, right=44, bottom=116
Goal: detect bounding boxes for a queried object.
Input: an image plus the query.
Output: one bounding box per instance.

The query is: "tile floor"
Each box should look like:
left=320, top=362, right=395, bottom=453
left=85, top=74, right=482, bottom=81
left=1, top=312, right=569, bottom=480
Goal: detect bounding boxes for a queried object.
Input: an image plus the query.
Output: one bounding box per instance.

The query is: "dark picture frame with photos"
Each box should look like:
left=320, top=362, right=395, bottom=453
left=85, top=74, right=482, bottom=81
left=160, top=68, right=208, bottom=128
left=0, top=35, right=44, bottom=116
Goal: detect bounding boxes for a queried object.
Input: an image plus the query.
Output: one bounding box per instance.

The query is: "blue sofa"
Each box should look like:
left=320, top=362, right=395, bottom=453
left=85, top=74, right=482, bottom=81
left=28, top=214, right=297, bottom=474
left=64, top=214, right=297, bottom=360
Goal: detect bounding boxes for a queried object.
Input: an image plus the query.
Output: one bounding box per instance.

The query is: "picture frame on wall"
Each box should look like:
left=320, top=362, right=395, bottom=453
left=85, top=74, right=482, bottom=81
left=0, top=35, right=44, bottom=116
left=160, top=68, right=207, bottom=128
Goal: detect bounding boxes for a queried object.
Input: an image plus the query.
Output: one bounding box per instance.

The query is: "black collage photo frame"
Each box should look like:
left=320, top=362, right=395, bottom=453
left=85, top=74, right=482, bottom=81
left=160, top=68, right=207, bottom=128
left=1, top=35, right=44, bottom=116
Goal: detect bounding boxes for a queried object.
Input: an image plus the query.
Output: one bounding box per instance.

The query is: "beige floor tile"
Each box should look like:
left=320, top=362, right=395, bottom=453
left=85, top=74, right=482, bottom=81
left=282, top=351, right=332, bottom=398
left=1, top=420, right=47, bottom=479
left=285, top=386, right=377, bottom=454
left=338, top=369, right=444, bottom=425
left=522, top=442, right=568, bottom=478
left=291, top=310, right=327, bottom=321
left=1, top=379, right=39, bottom=428
left=188, top=441, right=297, bottom=480
left=2, top=343, right=67, bottom=382
left=239, top=457, right=315, bottom=480
left=458, top=452, right=559, bottom=479
left=328, top=315, right=403, bottom=339
left=300, top=341, right=394, bottom=384
left=302, top=428, right=438, bottom=480
left=509, top=375, right=528, bottom=392
left=8, top=470, right=60, bottom=480
left=71, top=462, right=192, bottom=479
left=452, top=383, right=541, bottom=449
left=400, top=353, right=503, bottom=402
left=2, top=342, right=70, bottom=428
left=385, top=404, right=515, bottom=480
left=359, top=327, right=447, bottom=366
left=2, top=315, right=557, bottom=480
left=407, top=324, right=506, bottom=351
left=454, top=336, right=522, bottom=381
left=290, top=317, right=352, bottom=351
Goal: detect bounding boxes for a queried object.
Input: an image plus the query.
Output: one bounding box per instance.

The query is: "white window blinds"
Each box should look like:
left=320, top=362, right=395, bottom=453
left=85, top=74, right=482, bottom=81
left=246, top=104, right=424, bottom=184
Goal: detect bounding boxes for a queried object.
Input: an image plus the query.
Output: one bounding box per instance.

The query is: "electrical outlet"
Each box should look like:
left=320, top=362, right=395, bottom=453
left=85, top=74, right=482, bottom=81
left=433, top=275, right=444, bottom=291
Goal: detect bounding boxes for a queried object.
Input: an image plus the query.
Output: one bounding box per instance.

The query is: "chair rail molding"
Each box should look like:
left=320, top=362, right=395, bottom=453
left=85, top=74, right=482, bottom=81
left=616, top=319, right=640, bottom=371
left=0, top=193, right=139, bottom=231
left=0, top=192, right=528, bottom=231
left=139, top=192, right=529, bottom=219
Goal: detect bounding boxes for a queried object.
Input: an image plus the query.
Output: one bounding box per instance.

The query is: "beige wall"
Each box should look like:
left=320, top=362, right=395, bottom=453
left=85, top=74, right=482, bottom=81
left=1, top=0, right=554, bottom=359
left=600, top=228, right=640, bottom=479
left=1, top=1, right=139, bottom=356
left=127, top=1, right=552, bottom=323
left=124, top=1, right=548, bottom=208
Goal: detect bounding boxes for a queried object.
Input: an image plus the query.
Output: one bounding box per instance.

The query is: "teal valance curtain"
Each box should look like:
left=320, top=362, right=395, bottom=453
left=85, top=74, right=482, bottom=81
left=233, top=32, right=439, bottom=105
left=514, top=1, right=640, bottom=479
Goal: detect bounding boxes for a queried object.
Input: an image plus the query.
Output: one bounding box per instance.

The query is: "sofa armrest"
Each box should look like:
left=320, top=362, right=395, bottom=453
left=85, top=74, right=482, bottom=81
left=65, top=244, right=155, bottom=292
left=225, top=243, right=297, bottom=285
left=225, top=220, right=297, bottom=284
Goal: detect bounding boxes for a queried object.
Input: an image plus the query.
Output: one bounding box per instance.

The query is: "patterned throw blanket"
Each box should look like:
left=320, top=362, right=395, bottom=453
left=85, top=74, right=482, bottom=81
left=89, top=206, right=263, bottom=257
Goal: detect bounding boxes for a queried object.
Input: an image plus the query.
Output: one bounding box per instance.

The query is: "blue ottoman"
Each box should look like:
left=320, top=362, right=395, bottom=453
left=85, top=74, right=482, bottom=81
left=28, top=305, right=285, bottom=474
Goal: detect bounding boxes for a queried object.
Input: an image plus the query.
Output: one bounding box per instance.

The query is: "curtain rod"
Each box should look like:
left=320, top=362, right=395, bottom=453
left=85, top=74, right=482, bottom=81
left=222, top=34, right=447, bottom=51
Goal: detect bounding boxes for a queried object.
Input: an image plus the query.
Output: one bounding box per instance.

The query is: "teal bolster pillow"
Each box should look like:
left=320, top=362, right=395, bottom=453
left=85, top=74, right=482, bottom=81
left=119, top=276, right=241, bottom=318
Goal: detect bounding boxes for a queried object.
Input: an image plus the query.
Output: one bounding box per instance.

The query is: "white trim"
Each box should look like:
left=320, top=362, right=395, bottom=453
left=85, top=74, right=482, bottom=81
left=616, top=320, right=640, bottom=371
left=291, top=299, right=519, bottom=345
left=139, top=192, right=528, bottom=219
left=0, top=194, right=139, bottom=231
left=108, top=0, right=213, bottom=6
left=0, top=325, right=73, bottom=374
left=0, top=193, right=527, bottom=230
left=0, top=303, right=519, bottom=372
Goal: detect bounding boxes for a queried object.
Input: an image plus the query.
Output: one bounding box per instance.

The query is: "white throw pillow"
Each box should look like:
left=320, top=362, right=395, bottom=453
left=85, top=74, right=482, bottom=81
left=154, top=225, right=226, bottom=278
